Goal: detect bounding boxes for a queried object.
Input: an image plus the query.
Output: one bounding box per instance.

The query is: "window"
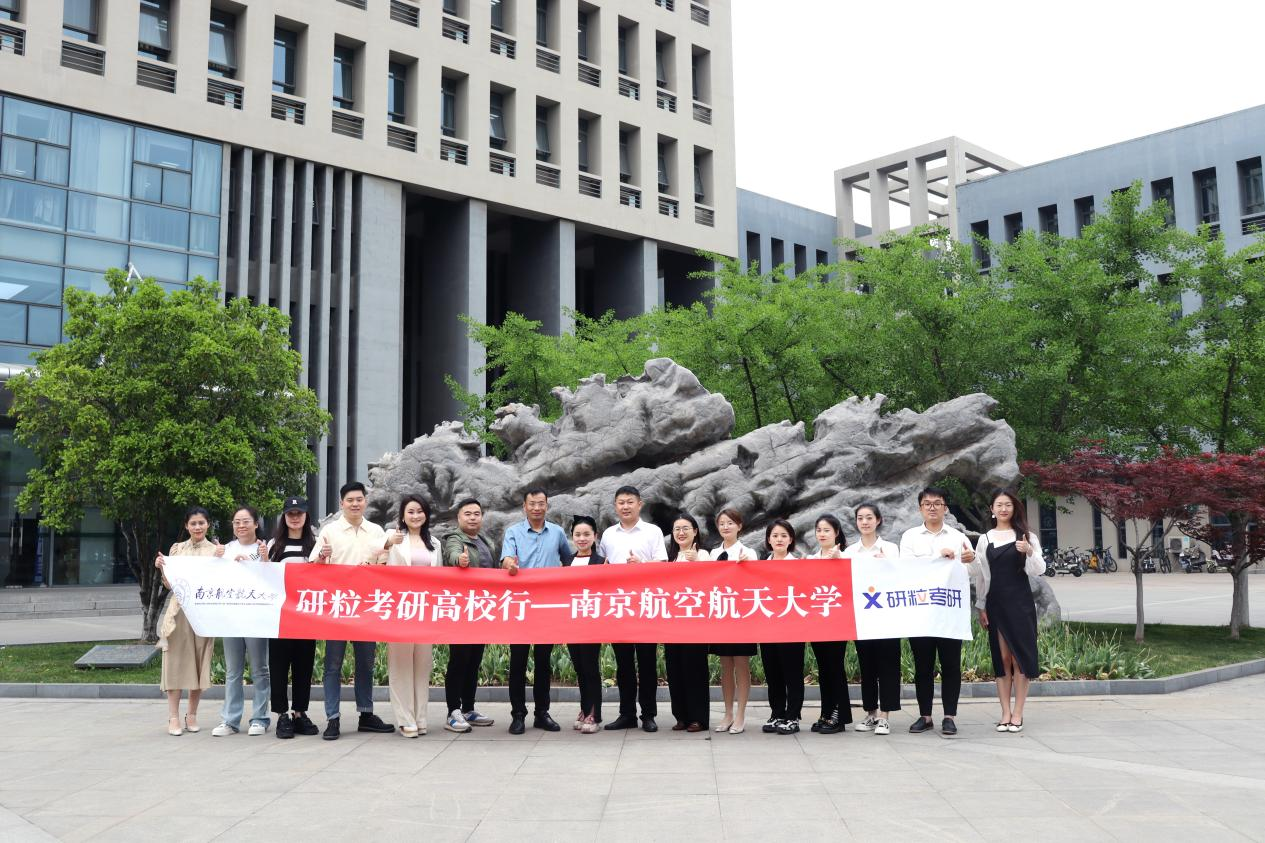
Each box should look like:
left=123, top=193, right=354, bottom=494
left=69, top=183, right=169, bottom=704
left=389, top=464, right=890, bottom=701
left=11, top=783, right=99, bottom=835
left=618, top=26, right=627, bottom=74
left=333, top=45, right=356, bottom=110
left=692, top=52, right=701, bottom=100
left=490, top=0, right=504, bottom=31
left=1150, top=178, right=1175, bottom=227
left=577, top=118, right=589, bottom=172
left=1004, top=212, right=1022, bottom=244
left=0, top=0, right=19, bottom=22
left=273, top=27, right=298, bottom=94
left=655, top=41, right=667, bottom=87
left=1038, top=500, right=1058, bottom=551
left=489, top=92, right=506, bottom=149
left=69, top=114, right=132, bottom=198
left=1074, top=196, right=1094, bottom=235
left=657, top=141, right=668, bottom=192
left=577, top=10, right=589, bottom=60
left=63, top=0, right=98, bottom=42
left=694, top=159, right=703, bottom=202
left=387, top=62, right=408, bottom=124
left=441, top=78, right=457, bottom=137
left=208, top=9, right=238, bottom=78
left=67, top=192, right=128, bottom=239
left=1194, top=168, right=1218, bottom=225
left=816, top=249, right=828, bottom=267
left=536, top=106, right=550, bottom=162
left=0, top=179, right=67, bottom=230
left=138, top=0, right=172, bottom=61
left=970, top=220, right=990, bottom=268
left=536, top=0, right=548, bottom=46
left=1092, top=506, right=1103, bottom=552
left=1038, top=204, right=1058, bottom=235
left=770, top=238, right=784, bottom=268
left=618, top=130, right=630, bottom=183
left=443, top=0, right=458, bottom=13
left=1239, top=158, right=1264, bottom=216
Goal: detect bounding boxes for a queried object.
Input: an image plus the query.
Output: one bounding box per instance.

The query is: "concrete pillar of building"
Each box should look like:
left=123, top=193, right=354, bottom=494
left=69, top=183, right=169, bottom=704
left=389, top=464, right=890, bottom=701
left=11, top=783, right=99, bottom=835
left=231, top=148, right=253, bottom=300
left=509, top=218, right=575, bottom=335
left=908, top=158, right=929, bottom=225
left=333, top=172, right=353, bottom=486
left=595, top=238, right=659, bottom=318
left=252, top=152, right=274, bottom=304
left=216, top=145, right=232, bottom=300
left=869, top=170, right=890, bottom=235
left=836, top=178, right=856, bottom=242
left=276, top=157, right=295, bottom=316
left=314, top=166, right=335, bottom=514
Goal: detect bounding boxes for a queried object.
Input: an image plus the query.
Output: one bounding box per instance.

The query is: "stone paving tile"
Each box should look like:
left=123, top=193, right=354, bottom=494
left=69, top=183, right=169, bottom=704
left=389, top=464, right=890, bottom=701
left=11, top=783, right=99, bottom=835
left=468, top=819, right=601, bottom=841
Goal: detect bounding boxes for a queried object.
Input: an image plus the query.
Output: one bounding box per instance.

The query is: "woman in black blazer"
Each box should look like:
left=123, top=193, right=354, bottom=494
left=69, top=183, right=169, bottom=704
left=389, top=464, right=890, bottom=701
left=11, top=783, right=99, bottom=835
left=566, top=516, right=606, bottom=734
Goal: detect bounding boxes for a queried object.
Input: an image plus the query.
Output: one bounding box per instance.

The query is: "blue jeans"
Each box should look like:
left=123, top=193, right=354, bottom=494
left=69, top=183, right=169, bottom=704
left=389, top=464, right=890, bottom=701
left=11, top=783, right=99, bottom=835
left=221, top=637, right=271, bottom=729
left=323, top=640, right=376, bottom=720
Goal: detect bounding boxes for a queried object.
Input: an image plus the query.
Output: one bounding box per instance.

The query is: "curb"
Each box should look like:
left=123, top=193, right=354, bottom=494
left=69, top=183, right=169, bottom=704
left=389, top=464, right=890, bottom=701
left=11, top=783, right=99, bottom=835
left=2, top=658, right=1262, bottom=701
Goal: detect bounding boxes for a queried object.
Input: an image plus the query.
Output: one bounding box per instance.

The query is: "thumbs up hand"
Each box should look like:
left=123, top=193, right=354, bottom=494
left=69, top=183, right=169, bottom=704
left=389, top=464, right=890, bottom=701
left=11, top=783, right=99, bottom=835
left=213, top=539, right=225, bottom=558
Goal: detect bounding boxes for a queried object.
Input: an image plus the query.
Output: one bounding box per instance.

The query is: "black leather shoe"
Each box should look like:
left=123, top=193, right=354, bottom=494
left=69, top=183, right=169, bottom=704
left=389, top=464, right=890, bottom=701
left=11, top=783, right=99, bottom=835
left=276, top=713, right=294, bottom=739
left=358, top=713, right=394, bottom=733
left=322, top=719, right=340, bottom=740
left=908, top=718, right=934, bottom=734
left=293, top=713, right=319, bottom=736
left=603, top=714, right=638, bottom=730
left=641, top=716, right=658, bottom=733
left=509, top=715, right=526, bottom=735
left=941, top=717, right=958, bottom=736
left=534, top=713, right=561, bottom=732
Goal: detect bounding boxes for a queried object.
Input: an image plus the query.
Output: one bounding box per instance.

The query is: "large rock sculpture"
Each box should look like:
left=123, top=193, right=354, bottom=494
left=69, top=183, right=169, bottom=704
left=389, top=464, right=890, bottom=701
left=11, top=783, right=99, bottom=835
left=366, top=358, right=1021, bottom=552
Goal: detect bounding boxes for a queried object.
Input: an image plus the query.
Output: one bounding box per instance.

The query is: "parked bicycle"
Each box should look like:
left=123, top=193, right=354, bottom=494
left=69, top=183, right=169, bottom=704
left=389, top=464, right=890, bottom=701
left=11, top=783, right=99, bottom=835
left=1087, top=547, right=1118, bottom=573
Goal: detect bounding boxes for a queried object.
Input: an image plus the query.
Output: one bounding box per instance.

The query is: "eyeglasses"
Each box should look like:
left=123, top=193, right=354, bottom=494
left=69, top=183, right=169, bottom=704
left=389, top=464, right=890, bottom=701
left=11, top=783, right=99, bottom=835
left=920, top=501, right=945, bottom=509
left=231, top=519, right=255, bottom=526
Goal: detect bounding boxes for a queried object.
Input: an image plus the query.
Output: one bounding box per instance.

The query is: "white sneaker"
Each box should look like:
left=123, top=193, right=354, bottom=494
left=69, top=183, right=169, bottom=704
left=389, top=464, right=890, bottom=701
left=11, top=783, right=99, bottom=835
left=211, top=723, right=236, bottom=737
left=854, top=715, right=878, bottom=733
left=247, top=722, right=267, bottom=736
left=445, top=710, right=471, bottom=733
left=874, top=718, right=891, bottom=736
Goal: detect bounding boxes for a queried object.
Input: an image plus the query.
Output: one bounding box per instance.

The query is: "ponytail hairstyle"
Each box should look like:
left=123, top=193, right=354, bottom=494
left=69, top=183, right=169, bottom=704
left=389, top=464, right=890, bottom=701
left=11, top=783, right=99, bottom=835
left=814, top=514, right=847, bottom=552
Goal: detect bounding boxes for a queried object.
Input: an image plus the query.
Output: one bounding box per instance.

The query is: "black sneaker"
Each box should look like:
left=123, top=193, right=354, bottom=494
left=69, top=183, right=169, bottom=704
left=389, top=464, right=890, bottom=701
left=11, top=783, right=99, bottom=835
left=358, top=713, right=394, bottom=734
left=810, top=719, right=824, bottom=733
left=908, top=718, right=934, bottom=734
left=323, top=718, right=340, bottom=741
left=276, top=712, right=294, bottom=740
left=533, top=713, right=561, bottom=732
left=293, top=712, right=319, bottom=736
left=941, top=717, right=958, bottom=736
left=776, top=718, right=800, bottom=735
left=641, top=716, right=658, bottom=733
left=509, top=715, right=526, bottom=735
left=603, top=714, right=638, bottom=730
left=762, top=717, right=781, bottom=734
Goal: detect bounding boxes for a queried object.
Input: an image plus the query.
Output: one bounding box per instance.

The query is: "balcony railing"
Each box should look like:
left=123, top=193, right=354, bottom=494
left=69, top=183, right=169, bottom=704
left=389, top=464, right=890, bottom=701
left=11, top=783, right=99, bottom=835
left=270, top=94, right=306, bottom=124
left=692, top=101, right=712, bottom=124
left=620, top=185, right=642, bottom=208
left=442, top=16, right=470, bottom=43
left=389, top=0, right=420, bottom=26
left=137, top=60, right=176, bottom=93
left=207, top=78, right=244, bottom=109
left=577, top=60, right=601, bottom=87
left=618, top=76, right=640, bottom=100
left=658, top=195, right=680, bottom=218
left=579, top=174, right=602, bottom=198
left=338, top=0, right=367, bottom=7
left=655, top=0, right=675, bottom=10
left=656, top=90, right=677, bottom=113
left=489, top=151, right=516, bottom=177
left=1242, top=214, right=1265, bottom=235
left=387, top=124, right=417, bottom=152
left=440, top=138, right=468, bottom=165
left=331, top=109, right=364, bottom=139
left=690, top=2, right=710, bottom=24
left=61, top=41, right=105, bottom=75
left=536, top=163, right=561, bottom=188
left=491, top=32, right=516, bottom=59
left=694, top=204, right=714, bottom=227
left=536, top=46, right=560, bottom=73
left=0, top=23, right=25, bottom=55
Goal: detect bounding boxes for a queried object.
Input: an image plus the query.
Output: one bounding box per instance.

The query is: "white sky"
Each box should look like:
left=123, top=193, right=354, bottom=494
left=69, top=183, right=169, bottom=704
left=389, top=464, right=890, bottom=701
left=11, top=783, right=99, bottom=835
left=732, top=0, right=1265, bottom=219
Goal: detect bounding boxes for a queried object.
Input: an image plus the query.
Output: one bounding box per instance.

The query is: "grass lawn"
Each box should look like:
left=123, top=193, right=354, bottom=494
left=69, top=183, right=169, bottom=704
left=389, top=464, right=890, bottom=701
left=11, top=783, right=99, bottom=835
left=0, top=639, right=221, bottom=684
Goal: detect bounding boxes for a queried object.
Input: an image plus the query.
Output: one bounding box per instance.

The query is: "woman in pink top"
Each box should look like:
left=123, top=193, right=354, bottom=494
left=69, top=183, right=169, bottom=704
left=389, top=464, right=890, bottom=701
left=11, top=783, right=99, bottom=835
left=383, top=494, right=441, bottom=737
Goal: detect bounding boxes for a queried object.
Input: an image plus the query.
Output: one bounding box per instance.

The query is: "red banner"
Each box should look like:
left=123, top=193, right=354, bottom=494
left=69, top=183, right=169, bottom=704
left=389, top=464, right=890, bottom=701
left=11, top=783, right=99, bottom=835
left=278, top=559, right=856, bottom=644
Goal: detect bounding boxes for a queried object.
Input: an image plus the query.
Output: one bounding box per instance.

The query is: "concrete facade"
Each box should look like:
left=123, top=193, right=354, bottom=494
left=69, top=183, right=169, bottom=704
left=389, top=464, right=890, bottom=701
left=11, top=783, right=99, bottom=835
left=736, top=187, right=848, bottom=274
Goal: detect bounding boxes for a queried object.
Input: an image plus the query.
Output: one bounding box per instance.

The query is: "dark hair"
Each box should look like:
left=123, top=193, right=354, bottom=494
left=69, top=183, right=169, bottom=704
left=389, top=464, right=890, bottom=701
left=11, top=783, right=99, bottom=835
left=571, top=515, right=598, bottom=534
left=455, top=497, right=482, bottom=513
left=396, top=494, right=433, bottom=547
left=523, top=487, right=548, bottom=502
left=991, top=489, right=1032, bottom=544
left=814, top=514, right=847, bottom=551
left=854, top=502, right=884, bottom=530
left=764, top=518, right=797, bottom=556
left=918, top=486, right=948, bottom=505
left=340, top=481, right=367, bottom=500
left=666, top=513, right=702, bottom=559
left=270, top=509, right=316, bottom=561
left=715, top=508, right=744, bottom=530
left=614, top=485, right=641, bottom=500
left=179, top=506, right=212, bottom=542
left=231, top=504, right=261, bottom=542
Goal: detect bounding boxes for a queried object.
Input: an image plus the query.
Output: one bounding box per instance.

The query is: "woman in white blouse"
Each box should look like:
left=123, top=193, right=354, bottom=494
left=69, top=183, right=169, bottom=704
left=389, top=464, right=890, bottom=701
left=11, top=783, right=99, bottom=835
left=809, top=514, right=852, bottom=735
left=710, top=507, right=757, bottom=734
left=844, top=503, right=901, bottom=736
left=761, top=519, right=806, bottom=734
left=971, top=490, right=1045, bottom=733
left=383, top=494, right=442, bottom=737
left=664, top=514, right=712, bottom=732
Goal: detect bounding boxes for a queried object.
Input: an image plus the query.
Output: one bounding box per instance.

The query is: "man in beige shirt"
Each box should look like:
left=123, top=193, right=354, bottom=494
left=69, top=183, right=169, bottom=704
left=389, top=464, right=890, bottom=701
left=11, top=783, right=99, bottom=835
left=311, top=481, right=394, bottom=740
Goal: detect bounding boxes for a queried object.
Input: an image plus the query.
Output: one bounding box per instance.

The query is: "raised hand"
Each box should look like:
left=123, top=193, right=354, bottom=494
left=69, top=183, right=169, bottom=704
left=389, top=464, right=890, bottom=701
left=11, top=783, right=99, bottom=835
left=458, top=548, right=470, bottom=568
left=213, top=539, right=225, bottom=558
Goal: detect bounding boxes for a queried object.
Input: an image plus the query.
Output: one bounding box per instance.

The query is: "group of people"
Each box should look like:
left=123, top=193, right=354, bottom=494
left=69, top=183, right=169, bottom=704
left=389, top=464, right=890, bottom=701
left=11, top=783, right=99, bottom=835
left=153, top=483, right=1044, bottom=740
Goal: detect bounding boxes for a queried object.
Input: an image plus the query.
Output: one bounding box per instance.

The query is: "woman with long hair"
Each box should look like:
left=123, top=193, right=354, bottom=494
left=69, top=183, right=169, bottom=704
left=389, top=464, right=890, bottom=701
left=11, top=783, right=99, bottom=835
left=383, top=494, right=442, bottom=737
left=709, top=508, right=757, bottom=734
left=972, top=490, right=1045, bottom=733
left=664, top=514, right=711, bottom=732
left=213, top=505, right=272, bottom=737
left=760, top=519, right=806, bottom=735
left=845, top=503, right=901, bottom=736
left=154, top=506, right=224, bottom=735
left=808, top=514, right=852, bottom=734
left=268, top=497, right=319, bottom=739
left=565, top=515, right=605, bottom=734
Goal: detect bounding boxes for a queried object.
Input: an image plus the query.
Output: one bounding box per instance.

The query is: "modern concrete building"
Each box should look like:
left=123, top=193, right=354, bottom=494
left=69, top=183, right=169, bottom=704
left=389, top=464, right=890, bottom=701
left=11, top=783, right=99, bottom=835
left=736, top=187, right=850, bottom=275
left=0, top=0, right=735, bottom=586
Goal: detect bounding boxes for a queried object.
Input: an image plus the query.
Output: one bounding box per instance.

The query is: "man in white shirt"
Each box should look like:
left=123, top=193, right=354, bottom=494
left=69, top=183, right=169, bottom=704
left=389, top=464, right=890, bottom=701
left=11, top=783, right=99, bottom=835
left=598, top=485, right=667, bottom=732
left=898, top=486, right=975, bottom=737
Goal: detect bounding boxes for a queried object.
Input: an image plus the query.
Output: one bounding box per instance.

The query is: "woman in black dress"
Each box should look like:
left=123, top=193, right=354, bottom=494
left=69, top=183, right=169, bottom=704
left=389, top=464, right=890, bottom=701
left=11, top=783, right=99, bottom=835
left=971, top=490, right=1046, bottom=732
left=664, top=514, right=711, bottom=732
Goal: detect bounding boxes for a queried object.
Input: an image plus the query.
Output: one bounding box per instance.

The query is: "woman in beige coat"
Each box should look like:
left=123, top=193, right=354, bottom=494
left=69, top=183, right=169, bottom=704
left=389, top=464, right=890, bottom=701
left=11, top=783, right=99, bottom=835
left=381, top=494, right=442, bottom=736
left=154, top=506, right=224, bottom=735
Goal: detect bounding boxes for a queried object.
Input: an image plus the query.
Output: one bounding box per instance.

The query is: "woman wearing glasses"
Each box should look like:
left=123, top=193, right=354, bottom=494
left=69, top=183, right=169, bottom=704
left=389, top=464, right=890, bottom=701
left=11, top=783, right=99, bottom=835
left=212, top=505, right=273, bottom=737
left=710, top=508, right=757, bottom=734
left=665, top=514, right=711, bottom=733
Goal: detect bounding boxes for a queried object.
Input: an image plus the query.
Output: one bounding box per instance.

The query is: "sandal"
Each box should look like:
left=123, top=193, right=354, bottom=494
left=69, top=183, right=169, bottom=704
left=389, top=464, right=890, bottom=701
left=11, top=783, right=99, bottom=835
left=168, top=716, right=183, bottom=737
left=1007, top=721, right=1024, bottom=733
left=183, top=714, right=200, bottom=733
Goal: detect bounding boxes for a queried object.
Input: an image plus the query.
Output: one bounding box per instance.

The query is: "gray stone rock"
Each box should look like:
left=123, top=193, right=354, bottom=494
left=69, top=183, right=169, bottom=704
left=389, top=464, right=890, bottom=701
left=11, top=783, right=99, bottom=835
left=365, top=358, right=1021, bottom=550
left=1031, top=575, right=1063, bottom=627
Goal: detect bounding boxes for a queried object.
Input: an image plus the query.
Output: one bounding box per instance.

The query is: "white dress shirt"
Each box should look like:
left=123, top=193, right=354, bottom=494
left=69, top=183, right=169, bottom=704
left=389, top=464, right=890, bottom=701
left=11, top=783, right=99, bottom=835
left=842, top=538, right=900, bottom=558
left=898, top=523, right=972, bottom=561
left=598, top=520, right=668, bottom=564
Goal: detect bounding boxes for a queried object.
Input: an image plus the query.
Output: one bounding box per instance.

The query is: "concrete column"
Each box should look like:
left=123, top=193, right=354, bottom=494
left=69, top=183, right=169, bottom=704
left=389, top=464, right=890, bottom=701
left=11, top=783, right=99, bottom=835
left=277, top=157, right=295, bottom=319
left=595, top=237, right=658, bottom=318
left=509, top=218, right=575, bottom=334
left=869, top=170, right=890, bottom=235
left=908, top=158, right=929, bottom=225
left=232, top=148, right=252, bottom=300
left=171, top=1, right=205, bottom=98
left=216, top=145, right=232, bottom=300
left=252, top=152, right=274, bottom=304
left=836, top=178, right=856, bottom=242
left=296, top=161, right=314, bottom=386
left=314, top=166, right=334, bottom=515
left=334, top=171, right=353, bottom=484
left=240, top=0, right=275, bottom=123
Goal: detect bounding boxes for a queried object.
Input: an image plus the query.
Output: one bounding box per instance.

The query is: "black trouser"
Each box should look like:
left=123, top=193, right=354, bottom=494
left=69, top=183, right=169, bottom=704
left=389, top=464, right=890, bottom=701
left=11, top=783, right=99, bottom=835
left=509, top=643, right=553, bottom=717
left=444, top=643, right=485, bottom=714
left=810, top=640, right=851, bottom=723
left=856, top=637, right=902, bottom=713
left=268, top=637, right=315, bottom=715
left=612, top=643, right=658, bottom=718
left=664, top=643, right=710, bottom=727
left=568, top=643, right=603, bottom=722
left=761, top=642, right=805, bottom=720
left=910, top=636, right=961, bottom=717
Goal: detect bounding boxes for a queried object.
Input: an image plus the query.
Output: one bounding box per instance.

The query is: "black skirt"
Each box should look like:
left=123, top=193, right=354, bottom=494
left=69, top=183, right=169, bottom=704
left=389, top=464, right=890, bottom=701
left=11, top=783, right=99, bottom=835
left=709, top=642, right=757, bottom=657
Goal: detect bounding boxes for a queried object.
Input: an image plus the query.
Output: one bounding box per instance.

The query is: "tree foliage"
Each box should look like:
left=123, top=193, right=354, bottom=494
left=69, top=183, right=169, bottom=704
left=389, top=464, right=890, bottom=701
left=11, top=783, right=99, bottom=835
left=9, top=270, right=329, bottom=641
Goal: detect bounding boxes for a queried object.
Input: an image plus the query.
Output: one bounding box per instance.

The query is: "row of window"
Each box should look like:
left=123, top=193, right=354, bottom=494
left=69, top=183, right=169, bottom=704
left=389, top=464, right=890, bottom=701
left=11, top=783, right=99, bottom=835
left=744, top=231, right=830, bottom=275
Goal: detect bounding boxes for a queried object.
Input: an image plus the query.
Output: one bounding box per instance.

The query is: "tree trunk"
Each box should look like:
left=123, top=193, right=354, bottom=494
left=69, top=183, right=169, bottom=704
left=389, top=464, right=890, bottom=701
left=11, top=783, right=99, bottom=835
left=1228, top=512, right=1251, bottom=639
left=123, top=519, right=168, bottom=643
left=1133, top=563, right=1145, bottom=643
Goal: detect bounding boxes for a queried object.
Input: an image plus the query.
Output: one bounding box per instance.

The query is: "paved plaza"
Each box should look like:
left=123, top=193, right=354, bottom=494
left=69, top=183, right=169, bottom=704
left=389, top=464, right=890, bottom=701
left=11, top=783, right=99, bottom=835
left=2, top=675, right=1263, bottom=842
left=1049, top=572, right=1264, bottom=626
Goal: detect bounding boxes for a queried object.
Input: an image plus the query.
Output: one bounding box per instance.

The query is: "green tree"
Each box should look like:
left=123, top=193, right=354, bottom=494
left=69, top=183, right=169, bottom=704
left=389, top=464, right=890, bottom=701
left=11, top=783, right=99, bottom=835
left=9, top=270, right=329, bottom=642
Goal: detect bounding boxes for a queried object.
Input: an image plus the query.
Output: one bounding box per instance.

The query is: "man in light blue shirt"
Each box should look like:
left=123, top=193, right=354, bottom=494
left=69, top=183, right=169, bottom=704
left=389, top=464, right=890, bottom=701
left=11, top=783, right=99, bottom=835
left=501, top=488, right=573, bottom=734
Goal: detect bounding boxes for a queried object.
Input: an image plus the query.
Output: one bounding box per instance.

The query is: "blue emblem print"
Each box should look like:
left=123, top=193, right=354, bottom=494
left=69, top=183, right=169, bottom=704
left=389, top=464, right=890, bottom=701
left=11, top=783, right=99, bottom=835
left=862, top=586, right=882, bottom=609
